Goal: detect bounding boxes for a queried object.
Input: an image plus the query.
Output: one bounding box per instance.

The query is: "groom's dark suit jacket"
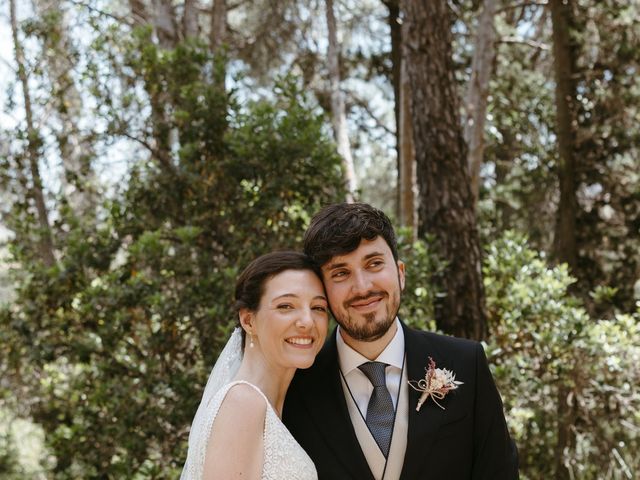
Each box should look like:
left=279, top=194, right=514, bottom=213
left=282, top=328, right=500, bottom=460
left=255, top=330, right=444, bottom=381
left=283, top=321, right=518, bottom=479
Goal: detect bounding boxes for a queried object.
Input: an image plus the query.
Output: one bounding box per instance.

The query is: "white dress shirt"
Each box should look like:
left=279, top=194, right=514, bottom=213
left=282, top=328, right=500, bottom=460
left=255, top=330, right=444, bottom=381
left=336, top=318, right=405, bottom=416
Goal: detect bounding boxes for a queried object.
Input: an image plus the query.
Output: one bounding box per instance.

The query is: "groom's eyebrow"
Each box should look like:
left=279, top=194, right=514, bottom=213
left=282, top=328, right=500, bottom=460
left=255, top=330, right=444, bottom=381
left=323, top=261, right=347, bottom=271
left=324, top=252, right=384, bottom=271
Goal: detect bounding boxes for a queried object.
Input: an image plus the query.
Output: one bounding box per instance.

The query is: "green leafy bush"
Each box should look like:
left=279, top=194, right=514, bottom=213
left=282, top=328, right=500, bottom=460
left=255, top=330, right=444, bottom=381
left=1, top=34, right=345, bottom=478
left=484, top=232, right=640, bottom=479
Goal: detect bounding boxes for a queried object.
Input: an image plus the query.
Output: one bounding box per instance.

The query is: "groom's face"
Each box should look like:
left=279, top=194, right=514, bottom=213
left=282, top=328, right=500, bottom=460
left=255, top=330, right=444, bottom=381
left=321, top=236, right=405, bottom=342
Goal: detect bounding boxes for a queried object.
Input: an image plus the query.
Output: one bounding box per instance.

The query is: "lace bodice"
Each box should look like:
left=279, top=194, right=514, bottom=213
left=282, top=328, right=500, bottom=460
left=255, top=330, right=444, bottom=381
left=203, top=380, right=317, bottom=480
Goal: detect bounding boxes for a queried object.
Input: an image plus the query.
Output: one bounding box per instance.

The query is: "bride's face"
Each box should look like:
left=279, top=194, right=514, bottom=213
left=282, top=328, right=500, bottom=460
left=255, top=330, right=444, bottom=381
left=251, top=269, right=329, bottom=370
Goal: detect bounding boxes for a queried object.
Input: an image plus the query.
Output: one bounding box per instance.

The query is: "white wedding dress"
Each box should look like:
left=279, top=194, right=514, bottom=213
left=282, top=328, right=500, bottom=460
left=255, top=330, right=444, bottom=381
left=181, top=328, right=317, bottom=480
left=211, top=380, right=318, bottom=480
left=185, top=379, right=318, bottom=480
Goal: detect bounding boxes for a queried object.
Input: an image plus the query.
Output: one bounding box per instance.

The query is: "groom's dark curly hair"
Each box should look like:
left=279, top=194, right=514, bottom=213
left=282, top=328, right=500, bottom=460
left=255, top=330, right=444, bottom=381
left=303, top=202, right=398, bottom=267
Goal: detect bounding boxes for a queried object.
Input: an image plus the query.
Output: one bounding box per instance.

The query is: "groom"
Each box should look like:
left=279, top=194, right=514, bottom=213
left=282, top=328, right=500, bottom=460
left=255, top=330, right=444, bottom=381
left=283, top=202, right=518, bottom=479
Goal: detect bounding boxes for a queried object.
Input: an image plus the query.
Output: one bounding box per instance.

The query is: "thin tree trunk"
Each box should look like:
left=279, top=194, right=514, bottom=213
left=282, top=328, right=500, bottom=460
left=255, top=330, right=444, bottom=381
left=210, top=0, right=227, bottom=52
left=382, top=0, right=403, bottom=217
left=10, top=0, right=55, bottom=267
left=326, top=0, right=357, bottom=202
left=398, top=56, right=417, bottom=238
left=153, top=0, right=178, bottom=48
left=550, top=0, right=578, bottom=272
left=549, top=2, right=579, bottom=477
left=403, top=0, right=487, bottom=340
left=35, top=0, right=98, bottom=219
left=129, top=0, right=149, bottom=26
left=183, top=0, right=200, bottom=39
left=464, top=0, right=497, bottom=206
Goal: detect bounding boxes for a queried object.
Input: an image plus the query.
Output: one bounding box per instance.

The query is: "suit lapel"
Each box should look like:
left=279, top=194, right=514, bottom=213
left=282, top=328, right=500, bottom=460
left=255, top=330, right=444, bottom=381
left=400, top=322, right=452, bottom=479
left=303, top=329, right=375, bottom=480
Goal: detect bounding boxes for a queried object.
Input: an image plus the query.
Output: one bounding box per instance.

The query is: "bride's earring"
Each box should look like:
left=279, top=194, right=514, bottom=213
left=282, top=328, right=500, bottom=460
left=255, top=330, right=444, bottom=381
left=249, top=332, right=255, bottom=348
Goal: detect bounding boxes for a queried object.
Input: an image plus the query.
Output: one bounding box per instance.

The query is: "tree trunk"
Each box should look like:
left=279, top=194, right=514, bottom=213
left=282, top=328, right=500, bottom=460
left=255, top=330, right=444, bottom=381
left=183, top=0, right=200, bottom=39
left=550, top=0, right=578, bottom=272
left=463, top=0, right=497, bottom=206
left=402, top=0, right=487, bottom=340
left=35, top=0, right=98, bottom=219
left=549, top=2, right=579, bottom=477
left=382, top=0, right=403, bottom=218
left=326, top=0, right=357, bottom=202
left=398, top=54, right=417, bottom=238
left=152, top=0, right=179, bottom=48
left=10, top=0, right=55, bottom=267
left=210, top=0, right=227, bottom=52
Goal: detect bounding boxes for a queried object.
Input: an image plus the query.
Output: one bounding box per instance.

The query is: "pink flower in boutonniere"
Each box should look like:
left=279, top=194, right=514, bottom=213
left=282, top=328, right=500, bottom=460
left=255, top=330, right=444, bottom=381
left=408, top=357, right=463, bottom=411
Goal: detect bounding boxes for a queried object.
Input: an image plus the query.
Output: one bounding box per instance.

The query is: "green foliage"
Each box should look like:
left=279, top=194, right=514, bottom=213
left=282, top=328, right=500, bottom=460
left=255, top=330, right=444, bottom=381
left=484, top=232, right=640, bottom=479
left=396, top=230, right=443, bottom=332
left=1, top=31, right=344, bottom=477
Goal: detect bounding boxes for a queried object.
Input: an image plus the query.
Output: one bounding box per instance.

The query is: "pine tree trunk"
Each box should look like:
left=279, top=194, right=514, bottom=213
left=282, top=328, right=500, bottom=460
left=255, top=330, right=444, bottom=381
left=152, top=0, right=179, bottom=48
left=326, top=0, right=357, bottom=202
left=402, top=0, right=487, bottom=340
left=398, top=56, right=417, bottom=238
left=549, top=2, right=579, bottom=476
left=382, top=0, right=403, bottom=218
left=10, top=0, right=55, bottom=267
left=464, top=0, right=497, bottom=206
left=183, top=0, right=199, bottom=39
left=210, top=0, right=227, bottom=52
left=550, top=0, right=578, bottom=272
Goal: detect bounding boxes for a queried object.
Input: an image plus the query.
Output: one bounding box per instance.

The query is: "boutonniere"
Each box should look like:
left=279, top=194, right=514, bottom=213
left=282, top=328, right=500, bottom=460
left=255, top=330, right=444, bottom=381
left=408, top=357, right=463, bottom=411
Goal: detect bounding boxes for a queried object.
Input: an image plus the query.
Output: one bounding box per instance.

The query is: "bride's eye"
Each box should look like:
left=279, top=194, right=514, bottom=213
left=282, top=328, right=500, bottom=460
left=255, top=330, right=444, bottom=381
left=277, top=303, right=294, bottom=310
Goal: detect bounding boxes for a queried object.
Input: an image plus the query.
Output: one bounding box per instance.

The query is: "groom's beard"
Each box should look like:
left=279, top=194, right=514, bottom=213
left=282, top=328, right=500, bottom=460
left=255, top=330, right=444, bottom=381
left=332, top=287, right=401, bottom=342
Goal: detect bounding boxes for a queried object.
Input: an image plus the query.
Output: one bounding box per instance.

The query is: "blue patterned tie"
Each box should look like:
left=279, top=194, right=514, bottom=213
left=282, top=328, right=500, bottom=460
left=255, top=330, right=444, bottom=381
left=358, top=361, right=394, bottom=458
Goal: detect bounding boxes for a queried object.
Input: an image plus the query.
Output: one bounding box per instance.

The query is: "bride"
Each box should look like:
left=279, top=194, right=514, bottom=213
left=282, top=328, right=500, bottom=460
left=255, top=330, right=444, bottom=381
left=180, top=251, right=328, bottom=480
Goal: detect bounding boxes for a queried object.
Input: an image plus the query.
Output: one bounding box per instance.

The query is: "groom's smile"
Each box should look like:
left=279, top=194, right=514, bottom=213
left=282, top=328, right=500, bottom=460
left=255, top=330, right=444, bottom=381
left=322, top=237, right=405, bottom=345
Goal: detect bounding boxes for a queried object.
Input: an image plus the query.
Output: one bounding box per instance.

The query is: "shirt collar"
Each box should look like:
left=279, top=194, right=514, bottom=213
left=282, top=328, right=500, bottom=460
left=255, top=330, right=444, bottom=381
left=336, top=318, right=405, bottom=375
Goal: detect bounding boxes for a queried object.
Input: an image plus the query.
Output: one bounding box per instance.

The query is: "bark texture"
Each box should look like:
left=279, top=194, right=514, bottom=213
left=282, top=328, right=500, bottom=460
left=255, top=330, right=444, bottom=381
left=326, top=0, right=357, bottom=201
left=550, top=0, right=578, bottom=272
left=463, top=0, right=497, bottom=206
left=398, top=54, right=417, bottom=237
left=402, top=0, right=487, bottom=340
left=210, top=0, right=227, bottom=52
left=549, top=3, right=579, bottom=477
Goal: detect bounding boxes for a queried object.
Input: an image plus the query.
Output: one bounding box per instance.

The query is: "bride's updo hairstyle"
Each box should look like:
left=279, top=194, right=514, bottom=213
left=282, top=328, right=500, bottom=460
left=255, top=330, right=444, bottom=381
left=234, top=251, right=322, bottom=346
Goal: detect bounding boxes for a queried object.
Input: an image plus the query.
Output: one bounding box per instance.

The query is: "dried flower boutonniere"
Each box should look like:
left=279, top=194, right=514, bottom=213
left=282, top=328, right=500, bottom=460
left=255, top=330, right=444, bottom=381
left=408, top=357, right=463, bottom=411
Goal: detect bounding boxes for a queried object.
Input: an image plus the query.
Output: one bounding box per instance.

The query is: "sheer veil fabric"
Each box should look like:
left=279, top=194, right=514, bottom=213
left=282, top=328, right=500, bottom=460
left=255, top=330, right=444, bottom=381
left=180, top=328, right=244, bottom=480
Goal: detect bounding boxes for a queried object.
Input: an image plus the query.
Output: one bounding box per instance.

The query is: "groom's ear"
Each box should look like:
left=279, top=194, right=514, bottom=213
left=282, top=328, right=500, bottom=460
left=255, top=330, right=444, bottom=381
left=397, top=260, right=406, bottom=291
left=238, top=308, right=254, bottom=333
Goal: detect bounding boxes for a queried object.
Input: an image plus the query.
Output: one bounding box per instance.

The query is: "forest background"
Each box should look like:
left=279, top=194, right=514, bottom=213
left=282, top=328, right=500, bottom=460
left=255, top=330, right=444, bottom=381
left=0, top=0, right=639, bottom=478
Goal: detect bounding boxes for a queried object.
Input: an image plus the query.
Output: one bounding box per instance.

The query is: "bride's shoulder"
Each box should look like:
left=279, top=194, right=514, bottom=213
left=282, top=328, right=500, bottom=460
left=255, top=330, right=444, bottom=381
left=205, top=382, right=267, bottom=478
left=215, top=381, right=268, bottom=423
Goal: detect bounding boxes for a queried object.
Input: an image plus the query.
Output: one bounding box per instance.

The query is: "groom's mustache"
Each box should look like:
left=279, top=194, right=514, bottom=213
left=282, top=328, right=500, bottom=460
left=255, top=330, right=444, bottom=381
left=345, top=291, right=387, bottom=308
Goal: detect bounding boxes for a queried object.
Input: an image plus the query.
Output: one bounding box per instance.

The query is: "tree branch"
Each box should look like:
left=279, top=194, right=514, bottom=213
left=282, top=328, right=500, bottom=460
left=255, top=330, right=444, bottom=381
left=499, top=35, right=550, bottom=51
left=66, top=0, right=132, bottom=25
left=496, top=1, right=548, bottom=14
left=120, top=131, right=181, bottom=178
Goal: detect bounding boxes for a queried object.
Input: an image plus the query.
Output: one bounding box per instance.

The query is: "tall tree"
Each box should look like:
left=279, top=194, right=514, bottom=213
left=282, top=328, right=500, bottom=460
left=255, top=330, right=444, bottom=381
left=402, top=0, right=487, bottom=340
left=398, top=51, right=417, bottom=237
left=463, top=0, right=497, bottom=206
left=35, top=0, right=99, bottom=218
left=549, top=0, right=578, bottom=272
left=549, top=2, right=580, bottom=478
left=326, top=0, right=357, bottom=201
left=9, top=0, right=55, bottom=267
